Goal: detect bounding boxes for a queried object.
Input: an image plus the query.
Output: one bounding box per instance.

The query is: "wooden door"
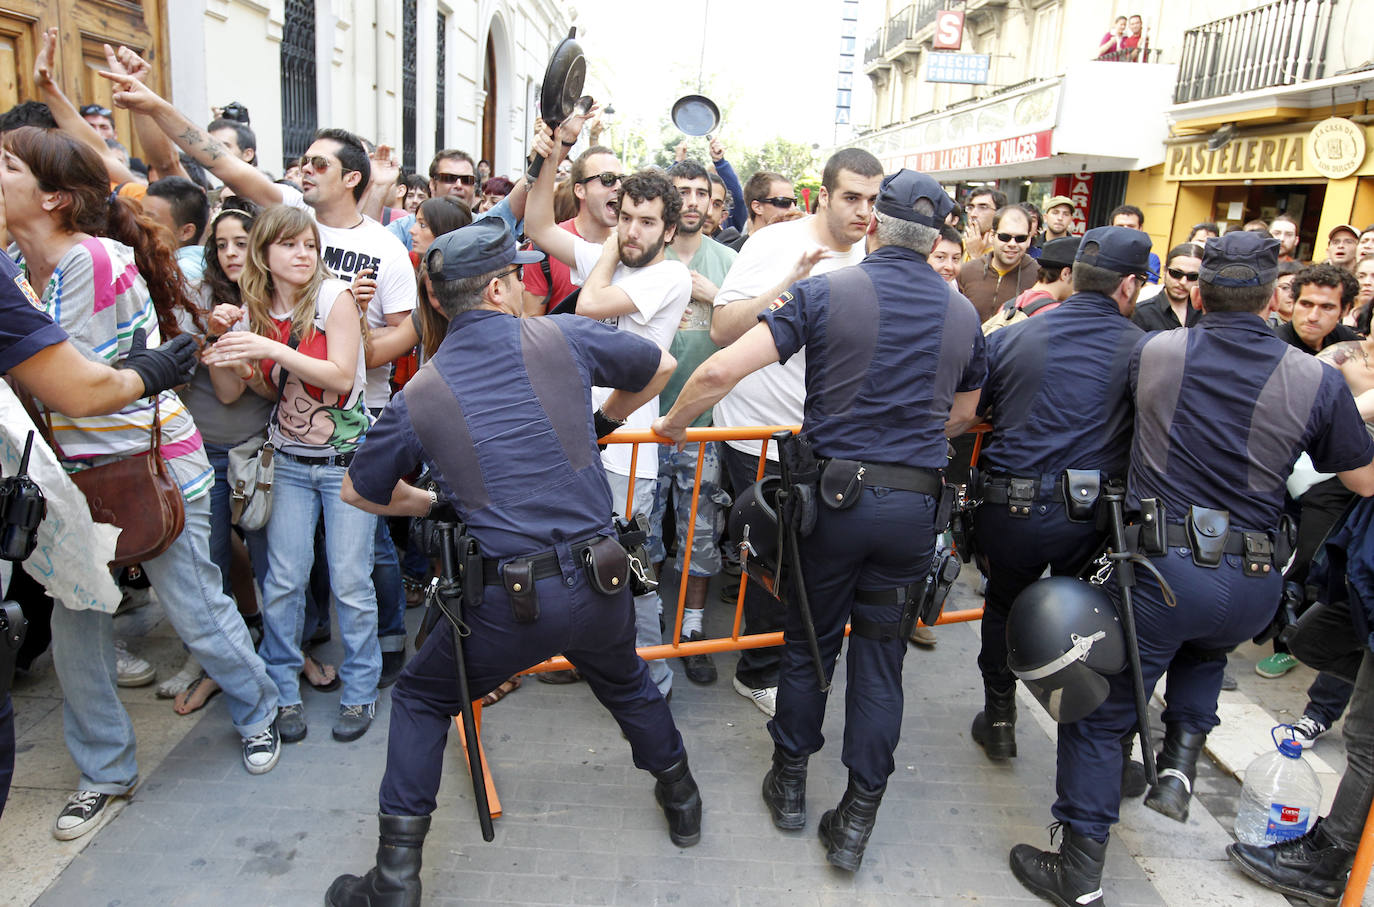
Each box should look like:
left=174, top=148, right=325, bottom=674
left=0, top=1, right=167, bottom=160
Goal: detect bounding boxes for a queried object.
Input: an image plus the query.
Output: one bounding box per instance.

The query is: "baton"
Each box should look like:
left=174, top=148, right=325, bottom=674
left=1103, top=486, right=1158, bottom=787
left=437, top=522, right=495, bottom=842
left=781, top=507, right=830, bottom=693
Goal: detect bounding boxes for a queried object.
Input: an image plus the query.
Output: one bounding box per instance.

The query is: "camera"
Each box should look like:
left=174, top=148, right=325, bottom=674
left=218, top=101, right=251, bottom=124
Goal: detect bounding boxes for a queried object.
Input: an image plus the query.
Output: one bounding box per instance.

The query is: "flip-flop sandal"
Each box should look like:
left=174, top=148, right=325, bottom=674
left=173, top=672, right=222, bottom=715
left=480, top=676, right=522, bottom=707
left=301, top=654, right=341, bottom=692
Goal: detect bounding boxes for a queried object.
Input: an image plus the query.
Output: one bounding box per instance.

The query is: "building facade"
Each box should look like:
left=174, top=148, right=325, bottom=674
left=3, top=0, right=568, bottom=180
left=858, top=0, right=1374, bottom=257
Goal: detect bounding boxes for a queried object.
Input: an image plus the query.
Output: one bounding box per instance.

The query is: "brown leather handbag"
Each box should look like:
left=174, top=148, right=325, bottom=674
left=45, top=396, right=186, bottom=568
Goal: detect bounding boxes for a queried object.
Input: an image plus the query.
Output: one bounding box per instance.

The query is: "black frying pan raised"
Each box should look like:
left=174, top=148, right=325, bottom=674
left=529, top=28, right=591, bottom=178
left=670, top=94, right=721, bottom=137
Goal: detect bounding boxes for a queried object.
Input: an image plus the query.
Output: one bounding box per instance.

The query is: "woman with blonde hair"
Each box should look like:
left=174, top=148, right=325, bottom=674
left=204, top=204, right=381, bottom=744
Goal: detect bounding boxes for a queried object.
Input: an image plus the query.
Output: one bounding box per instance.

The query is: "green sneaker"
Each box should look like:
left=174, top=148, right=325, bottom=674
left=1255, top=652, right=1299, bottom=679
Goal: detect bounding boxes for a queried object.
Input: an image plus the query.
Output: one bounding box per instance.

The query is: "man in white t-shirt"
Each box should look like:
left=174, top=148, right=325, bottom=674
left=528, top=121, right=691, bottom=697
left=111, top=74, right=419, bottom=682
left=709, top=148, right=884, bottom=715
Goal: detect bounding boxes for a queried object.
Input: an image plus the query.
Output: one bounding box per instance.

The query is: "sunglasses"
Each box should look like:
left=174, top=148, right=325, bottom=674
left=762, top=196, right=797, bottom=209
left=81, top=104, right=112, bottom=118
left=434, top=172, right=477, bottom=186
left=996, top=232, right=1030, bottom=243
left=298, top=155, right=336, bottom=173
left=494, top=265, right=523, bottom=281
left=577, top=171, right=623, bottom=187
left=1167, top=267, right=1200, bottom=282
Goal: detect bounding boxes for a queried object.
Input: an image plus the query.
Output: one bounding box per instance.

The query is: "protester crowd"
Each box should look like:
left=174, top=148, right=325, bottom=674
left=3, top=27, right=1374, bottom=907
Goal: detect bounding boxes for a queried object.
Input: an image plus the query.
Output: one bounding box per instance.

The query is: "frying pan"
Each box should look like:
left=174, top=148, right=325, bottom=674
left=529, top=28, right=591, bottom=178
left=670, top=94, right=721, bottom=137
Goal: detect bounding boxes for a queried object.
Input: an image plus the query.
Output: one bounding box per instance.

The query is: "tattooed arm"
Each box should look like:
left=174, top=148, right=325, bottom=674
left=99, top=65, right=283, bottom=209
left=1318, top=340, right=1374, bottom=401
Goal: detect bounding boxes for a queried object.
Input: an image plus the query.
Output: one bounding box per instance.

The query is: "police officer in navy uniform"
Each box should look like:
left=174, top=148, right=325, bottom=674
left=654, top=169, right=986, bottom=873
left=1009, top=230, right=1374, bottom=907
left=327, top=220, right=700, bottom=907
left=970, top=226, right=1146, bottom=764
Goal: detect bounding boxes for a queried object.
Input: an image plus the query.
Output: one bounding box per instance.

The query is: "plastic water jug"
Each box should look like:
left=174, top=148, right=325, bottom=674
left=1233, top=725, right=1323, bottom=847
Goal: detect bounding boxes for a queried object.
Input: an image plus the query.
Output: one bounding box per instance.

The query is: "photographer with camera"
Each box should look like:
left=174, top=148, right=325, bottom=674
left=0, top=224, right=196, bottom=820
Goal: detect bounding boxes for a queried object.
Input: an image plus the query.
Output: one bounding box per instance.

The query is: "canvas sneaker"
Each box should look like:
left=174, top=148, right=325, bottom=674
left=53, top=790, right=117, bottom=841
left=1291, top=714, right=1329, bottom=746
left=242, top=722, right=282, bottom=775
left=732, top=677, right=777, bottom=717
left=1255, top=653, right=1300, bottom=679
left=114, top=639, right=156, bottom=688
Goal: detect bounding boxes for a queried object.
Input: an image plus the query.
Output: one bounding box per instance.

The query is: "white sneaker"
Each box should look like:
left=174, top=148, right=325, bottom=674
left=1292, top=714, right=1328, bottom=746
left=114, top=639, right=156, bottom=688
left=156, top=654, right=202, bottom=699
left=732, top=677, right=777, bottom=717
left=53, top=790, right=118, bottom=841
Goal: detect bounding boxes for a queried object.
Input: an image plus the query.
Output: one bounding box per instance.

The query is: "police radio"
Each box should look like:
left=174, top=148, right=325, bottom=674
left=0, top=431, right=46, bottom=563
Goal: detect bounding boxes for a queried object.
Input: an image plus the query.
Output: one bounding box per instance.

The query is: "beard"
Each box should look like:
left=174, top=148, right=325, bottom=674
left=620, top=234, right=665, bottom=269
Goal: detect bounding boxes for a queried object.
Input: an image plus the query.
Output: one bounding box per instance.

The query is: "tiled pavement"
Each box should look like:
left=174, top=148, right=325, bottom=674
left=3, top=571, right=1366, bottom=906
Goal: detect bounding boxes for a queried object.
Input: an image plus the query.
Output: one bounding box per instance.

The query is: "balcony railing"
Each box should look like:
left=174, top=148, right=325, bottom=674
left=865, top=30, right=884, bottom=65
left=1174, top=0, right=1334, bottom=104
left=1098, top=47, right=1163, bottom=64
left=884, top=5, right=912, bottom=54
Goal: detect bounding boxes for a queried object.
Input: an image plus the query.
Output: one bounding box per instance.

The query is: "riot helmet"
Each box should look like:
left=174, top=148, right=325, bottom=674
left=727, top=475, right=782, bottom=592
left=1006, top=576, right=1126, bottom=723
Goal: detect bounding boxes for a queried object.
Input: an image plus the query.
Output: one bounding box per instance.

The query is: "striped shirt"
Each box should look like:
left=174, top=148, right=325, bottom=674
left=28, top=237, right=211, bottom=501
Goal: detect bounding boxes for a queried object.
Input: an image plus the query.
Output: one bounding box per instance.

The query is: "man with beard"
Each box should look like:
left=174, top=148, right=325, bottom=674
left=645, top=160, right=739, bottom=685
left=1132, top=243, right=1204, bottom=332
left=708, top=147, right=884, bottom=716
left=958, top=205, right=1040, bottom=323
left=523, top=144, right=624, bottom=314
left=1270, top=214, right=1302, bottom=263
left=527, top=121, right=691, bottom=699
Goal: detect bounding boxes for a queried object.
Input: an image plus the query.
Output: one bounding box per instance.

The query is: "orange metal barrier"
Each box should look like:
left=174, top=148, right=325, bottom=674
left=1343, top=794, right=1374, bottom=905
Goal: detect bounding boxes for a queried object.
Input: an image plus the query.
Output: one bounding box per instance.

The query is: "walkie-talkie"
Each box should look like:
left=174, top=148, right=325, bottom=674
left=0, top=431, right=47, bottom=562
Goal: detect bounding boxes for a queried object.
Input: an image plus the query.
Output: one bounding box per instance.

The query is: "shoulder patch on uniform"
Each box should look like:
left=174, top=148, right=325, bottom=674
left=14, top=272, right=42, bottom=311
left=769, top=290, right=793, bottom=311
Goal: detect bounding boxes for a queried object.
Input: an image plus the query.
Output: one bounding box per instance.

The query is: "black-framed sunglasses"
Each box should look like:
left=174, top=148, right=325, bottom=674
left=494, top=265, right=523, bottom=281
left=996, top=232, right=1030, bottom=243
left=762, top=196, right=797, bottom=209
left=577, top=171, right=623, bottom=188
left=434, top=172, right=477, bottom=186
left=1167, top=267, right=1200, bottom=282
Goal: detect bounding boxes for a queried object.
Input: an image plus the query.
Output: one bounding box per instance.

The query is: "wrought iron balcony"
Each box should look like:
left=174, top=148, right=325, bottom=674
left=884, top=5, right=912, bottom=55
left=1098, top=47, right=1163, bottom=64
left=865, top=30, right=884, bottom=65
left=1174, top=0, right=1335, bottom=104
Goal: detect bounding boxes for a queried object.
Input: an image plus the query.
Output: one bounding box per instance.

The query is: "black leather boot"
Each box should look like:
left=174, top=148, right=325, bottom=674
left=653, top=757, right=702, bottom=847
left=971, top=681, right=1017, bottom=759
left=1009, top=824, right=1107, bottom=907
left=326, top=813, right=431, bottom=907
left=1143, top=724, right=1207, bottom=822
left=817, top=775, right=885, bottom=872
left=761, top=746, right=808, bottom=830
left=1227, top=819, right=1355, bottom=907
left=1120, top=734, right=1147, bottom=799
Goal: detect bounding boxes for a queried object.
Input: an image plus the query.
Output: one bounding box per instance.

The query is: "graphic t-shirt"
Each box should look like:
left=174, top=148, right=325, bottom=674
left=261, top=278, right=370, bottom=457
left=570, top=238, right=690, bottom=479
left=280, top=186, right=416, bottom=408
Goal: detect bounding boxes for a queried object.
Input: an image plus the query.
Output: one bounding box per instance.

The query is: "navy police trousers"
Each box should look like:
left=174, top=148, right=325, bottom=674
left=1053, top=543, right=1279, bottom=841
left=769, top=485, right=937, bottom=791
left=378, top=539, right=685, bottom=817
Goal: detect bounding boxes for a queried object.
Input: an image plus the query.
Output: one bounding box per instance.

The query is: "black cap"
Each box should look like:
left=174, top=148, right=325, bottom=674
left=1038, top=237, right=1081, bottom=271
left=424, top=219, right=543, bottom=282
left=1075, top=226, right=1155, bottom=278
left=874, top=169, right=953, bottom=228
left=80, top=104, right=112, bottom=119
left=1199, top=230, right=1279, bottom=287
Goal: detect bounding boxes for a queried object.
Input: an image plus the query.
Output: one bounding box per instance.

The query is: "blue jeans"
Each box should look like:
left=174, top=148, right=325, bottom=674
left=50, top=453, right=278, bottom=794
left=259, top=454, right=381, bottom=708
left=203, top=440, right=269, bottom=599
left=372, top=516, right=407, bottom=653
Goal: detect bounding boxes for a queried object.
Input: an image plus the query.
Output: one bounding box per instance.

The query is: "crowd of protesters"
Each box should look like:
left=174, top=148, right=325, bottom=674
left=4, top=24, right=1374, bottom=907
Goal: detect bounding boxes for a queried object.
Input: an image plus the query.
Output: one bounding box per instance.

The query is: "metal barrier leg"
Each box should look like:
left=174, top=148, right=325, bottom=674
left=1342, top=796, right=1374, bottom=906
left=453, top=705, right=503, bottom=819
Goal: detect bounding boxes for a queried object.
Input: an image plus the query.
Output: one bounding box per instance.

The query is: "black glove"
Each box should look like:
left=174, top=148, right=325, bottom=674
left=593, top=409, right=623, bottom=452
left=123, top=329, right=198, bottom=397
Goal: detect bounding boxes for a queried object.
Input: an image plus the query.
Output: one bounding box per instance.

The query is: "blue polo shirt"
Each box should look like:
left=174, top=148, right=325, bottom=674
left=978, top=291, right=1144, bottom=481
left=0, top=253, right=68, bottom=373
left=759, top=244, right=985, bottom=469
left=348, top=309, right=662, bottom=559
left=1128, top=311, right=1373, bottom=530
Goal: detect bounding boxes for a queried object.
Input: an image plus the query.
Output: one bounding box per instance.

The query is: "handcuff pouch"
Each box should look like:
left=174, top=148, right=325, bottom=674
left=582, top=535, right=631, bottom=595
left=819, top=459, right=864, bottom=511
left=1061, top=469, right=1102, bottom=523
left=1187, top=506, right=1230, bottom=568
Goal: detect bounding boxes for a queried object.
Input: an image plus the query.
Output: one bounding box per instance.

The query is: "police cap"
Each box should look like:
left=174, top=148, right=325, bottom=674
left=1199, top=230, right=1279, bottom=287
left=425, top=219, right=543, bottom=282
left=874, top=169, right=953, bottom=228
left=1075, top=225, right=1155, bottom=279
